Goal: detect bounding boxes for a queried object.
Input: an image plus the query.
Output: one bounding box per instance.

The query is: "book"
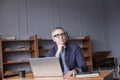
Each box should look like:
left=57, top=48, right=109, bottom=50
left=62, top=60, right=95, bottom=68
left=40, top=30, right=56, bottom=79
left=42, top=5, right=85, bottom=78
left=77, top=36, right=85, bottom=39
left=76, top=70, right=99, bottom=78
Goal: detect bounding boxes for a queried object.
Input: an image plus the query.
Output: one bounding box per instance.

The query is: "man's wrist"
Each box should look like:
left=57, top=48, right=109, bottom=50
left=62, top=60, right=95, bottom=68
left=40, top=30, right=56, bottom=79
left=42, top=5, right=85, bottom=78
left=75, top=69, right=81, bottom=73
left=75, top=69, right=78, bottom=73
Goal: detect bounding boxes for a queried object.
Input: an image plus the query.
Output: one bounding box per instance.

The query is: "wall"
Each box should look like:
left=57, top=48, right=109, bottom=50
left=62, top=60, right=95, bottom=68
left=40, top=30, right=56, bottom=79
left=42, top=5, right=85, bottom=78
left=0, top=0, right=110, bottom=53
left=105, top=0, right=120, bottom=64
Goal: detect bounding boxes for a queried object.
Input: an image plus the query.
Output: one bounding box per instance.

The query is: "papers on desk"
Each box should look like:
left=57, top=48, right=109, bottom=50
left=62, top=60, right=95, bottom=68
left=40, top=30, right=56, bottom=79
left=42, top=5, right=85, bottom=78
left=76, top=70, right=99, bottom=78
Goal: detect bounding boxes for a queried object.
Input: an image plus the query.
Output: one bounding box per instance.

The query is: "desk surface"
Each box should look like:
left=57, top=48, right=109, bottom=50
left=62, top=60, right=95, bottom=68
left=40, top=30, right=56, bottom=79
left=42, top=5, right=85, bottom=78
left=3, top=70, right=114, bottom=80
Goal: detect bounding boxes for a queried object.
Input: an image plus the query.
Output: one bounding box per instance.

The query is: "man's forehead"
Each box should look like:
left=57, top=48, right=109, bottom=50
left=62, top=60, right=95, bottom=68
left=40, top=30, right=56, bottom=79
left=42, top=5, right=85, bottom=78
left=54, top=29, right=64, bottom=34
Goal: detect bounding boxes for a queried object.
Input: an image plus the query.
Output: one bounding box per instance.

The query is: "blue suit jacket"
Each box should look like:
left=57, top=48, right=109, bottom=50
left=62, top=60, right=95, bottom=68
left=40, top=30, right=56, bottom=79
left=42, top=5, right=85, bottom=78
left=48, top=42, right=88, bottom=72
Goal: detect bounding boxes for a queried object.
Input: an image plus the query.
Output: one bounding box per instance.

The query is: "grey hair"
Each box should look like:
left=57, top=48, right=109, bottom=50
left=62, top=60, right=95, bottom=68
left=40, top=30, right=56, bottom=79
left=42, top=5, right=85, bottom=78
left=51, top=27, right=65, bottom=37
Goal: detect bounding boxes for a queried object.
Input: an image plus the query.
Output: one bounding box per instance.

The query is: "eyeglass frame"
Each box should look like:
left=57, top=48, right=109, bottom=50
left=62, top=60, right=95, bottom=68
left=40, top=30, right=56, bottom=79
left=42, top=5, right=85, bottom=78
left=53, top=32, right=66, bottom=38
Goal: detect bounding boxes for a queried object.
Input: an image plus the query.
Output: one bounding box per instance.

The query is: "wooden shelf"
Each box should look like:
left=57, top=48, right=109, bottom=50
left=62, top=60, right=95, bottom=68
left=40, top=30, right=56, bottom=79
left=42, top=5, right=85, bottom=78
left=3, top=61, right=29, bottom=65
left=3, top=50, right=34, bottom=53
left=4, top=71, right=32, bottom=78
left=2, top=40, right=34, bottom=42
left=4, top=73, right=18, bottom=77
left=38, top=38, right=52, bottom=41
left=0, top=35, right=39, bottom=79
left=39, top=38, right=88, bottom=41
left=39, top=48, right=49, bottom=51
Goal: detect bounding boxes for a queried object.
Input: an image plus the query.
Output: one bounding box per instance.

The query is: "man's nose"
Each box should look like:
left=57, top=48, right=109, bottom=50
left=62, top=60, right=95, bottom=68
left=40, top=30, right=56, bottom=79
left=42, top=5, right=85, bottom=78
left=59, top=35, right=63, bottom=38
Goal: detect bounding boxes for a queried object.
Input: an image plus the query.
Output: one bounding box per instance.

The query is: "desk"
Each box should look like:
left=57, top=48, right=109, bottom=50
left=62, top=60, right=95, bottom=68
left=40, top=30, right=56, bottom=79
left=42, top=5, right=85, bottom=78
left=3, top=70, right=114, bottom=80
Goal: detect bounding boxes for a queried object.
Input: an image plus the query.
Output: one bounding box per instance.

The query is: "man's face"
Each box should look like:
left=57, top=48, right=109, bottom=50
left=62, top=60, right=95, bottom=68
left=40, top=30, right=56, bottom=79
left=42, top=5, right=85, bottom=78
left=52, top=29, right=67, bottom=45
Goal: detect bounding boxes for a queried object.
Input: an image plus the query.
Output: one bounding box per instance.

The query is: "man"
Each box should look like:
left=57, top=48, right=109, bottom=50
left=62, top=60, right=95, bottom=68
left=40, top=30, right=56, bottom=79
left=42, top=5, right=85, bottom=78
left=48, top=27, right=88, bottom=78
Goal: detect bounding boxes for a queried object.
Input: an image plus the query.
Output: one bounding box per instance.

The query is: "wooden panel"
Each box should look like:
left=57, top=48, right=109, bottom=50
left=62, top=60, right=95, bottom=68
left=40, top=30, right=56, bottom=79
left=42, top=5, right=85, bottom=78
left=0, top=35, right=3, bottom=79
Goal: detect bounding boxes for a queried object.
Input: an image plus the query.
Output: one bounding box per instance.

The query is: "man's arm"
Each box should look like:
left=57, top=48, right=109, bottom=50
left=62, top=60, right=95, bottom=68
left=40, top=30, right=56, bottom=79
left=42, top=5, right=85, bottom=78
left=75, top=45, right=88, bottom=72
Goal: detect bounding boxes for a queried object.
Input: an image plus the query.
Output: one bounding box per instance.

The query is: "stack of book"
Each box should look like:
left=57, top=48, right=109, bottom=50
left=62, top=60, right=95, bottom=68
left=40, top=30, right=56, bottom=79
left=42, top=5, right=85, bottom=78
left=76, top=70, right=99, bottom=78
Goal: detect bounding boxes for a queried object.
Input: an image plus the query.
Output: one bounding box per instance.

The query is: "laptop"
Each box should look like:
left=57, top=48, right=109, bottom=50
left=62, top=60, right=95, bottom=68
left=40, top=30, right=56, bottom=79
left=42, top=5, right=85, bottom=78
left=29, top=57, right=63, bottom=78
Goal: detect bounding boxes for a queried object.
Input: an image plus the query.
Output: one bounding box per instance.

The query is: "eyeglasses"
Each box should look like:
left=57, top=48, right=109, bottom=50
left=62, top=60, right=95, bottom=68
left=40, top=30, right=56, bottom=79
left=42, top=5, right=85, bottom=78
left=53, top=33, right=66, bottom=38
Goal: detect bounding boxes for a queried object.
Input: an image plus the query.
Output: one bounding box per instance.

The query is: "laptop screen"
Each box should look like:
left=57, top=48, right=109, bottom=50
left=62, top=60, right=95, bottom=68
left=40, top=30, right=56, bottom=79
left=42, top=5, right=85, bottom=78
left=29, top=57, right=63, bottom=78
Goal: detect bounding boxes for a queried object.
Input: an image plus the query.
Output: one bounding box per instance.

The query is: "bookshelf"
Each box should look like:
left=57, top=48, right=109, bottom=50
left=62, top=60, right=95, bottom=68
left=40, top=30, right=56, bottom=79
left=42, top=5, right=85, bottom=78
left=0, top=35, right=38, bottom=79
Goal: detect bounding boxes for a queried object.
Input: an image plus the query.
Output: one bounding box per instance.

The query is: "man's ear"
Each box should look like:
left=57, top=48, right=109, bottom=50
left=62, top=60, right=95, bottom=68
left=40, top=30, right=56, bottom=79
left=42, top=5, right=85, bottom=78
left=65, top=32, right=69, bottom=39
left=52, top=37, right=56, bottom=42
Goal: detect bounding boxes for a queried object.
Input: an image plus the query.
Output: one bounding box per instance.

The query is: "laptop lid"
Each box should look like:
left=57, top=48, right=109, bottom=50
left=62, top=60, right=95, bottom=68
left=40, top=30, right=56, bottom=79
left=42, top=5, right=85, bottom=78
left=29, top=57, right=63, bottom=78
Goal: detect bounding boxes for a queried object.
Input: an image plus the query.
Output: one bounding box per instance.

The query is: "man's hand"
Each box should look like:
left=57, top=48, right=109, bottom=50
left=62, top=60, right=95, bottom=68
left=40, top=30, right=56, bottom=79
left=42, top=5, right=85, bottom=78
left=55, top=45, right=65, bottom=57
left=63, top=70, right=77, bottom=78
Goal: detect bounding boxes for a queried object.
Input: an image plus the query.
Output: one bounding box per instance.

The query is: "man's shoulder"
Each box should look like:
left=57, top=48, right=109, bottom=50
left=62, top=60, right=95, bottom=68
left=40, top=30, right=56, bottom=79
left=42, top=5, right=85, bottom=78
left=66, top=42, right=79, bottom=48
left=49, top=45, right=56, bottom=51
left=48, top=45, right=57, bottom=56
